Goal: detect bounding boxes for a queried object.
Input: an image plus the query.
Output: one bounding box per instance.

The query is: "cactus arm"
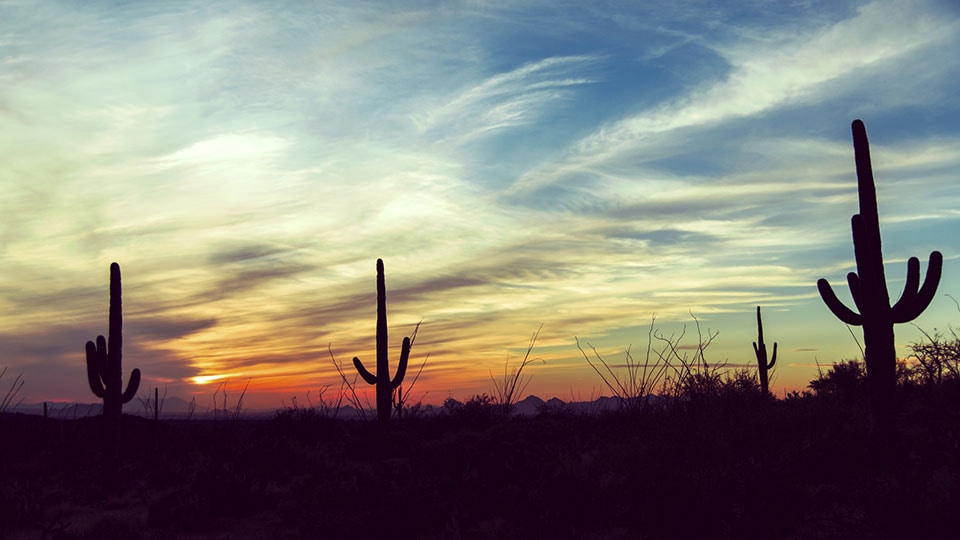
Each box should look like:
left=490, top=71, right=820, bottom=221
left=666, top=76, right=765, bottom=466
left=353, top=357, right=378, bottom=385
left=847, top=272, right=863, bottom=312
left=911, top=250, right=944, bottom=311
left=121, top=368, right=141, bottom=403
left=891, top=251, right=943, bottom=323
left=768, top=342, right=777, bottom=370
left=898, top=256, right=921, bottom=304
left=817, top=278, right=863, bottom=326
left=85, top=339, right=106, bottom=398
left=752, top=341, right=760, bottom=358
left=391, top=336, right=411, bottom=389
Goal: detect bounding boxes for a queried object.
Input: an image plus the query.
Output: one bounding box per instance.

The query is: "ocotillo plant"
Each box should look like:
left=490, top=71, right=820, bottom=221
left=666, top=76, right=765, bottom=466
left=85, top=262, right=141, bottom=420
left=752, top=306, right=777, bottom=395
left=353, top=259, right=410, bottom=426
left=817, top=119, right=943, bottom=421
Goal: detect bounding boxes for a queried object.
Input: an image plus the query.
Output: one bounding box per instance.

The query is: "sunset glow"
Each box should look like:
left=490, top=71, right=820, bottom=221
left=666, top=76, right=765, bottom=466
left=2, top=0, right=959, bottom=410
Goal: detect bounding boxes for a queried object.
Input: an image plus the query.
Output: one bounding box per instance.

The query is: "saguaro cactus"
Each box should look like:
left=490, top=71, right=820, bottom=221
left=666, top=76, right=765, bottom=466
left=752, top=306, right=777, bottom=395
left=353, top=259, right=410, bottom=426
left=85, top=262, right=141, bottom=419
left=817, top=119, right=942, bottom=420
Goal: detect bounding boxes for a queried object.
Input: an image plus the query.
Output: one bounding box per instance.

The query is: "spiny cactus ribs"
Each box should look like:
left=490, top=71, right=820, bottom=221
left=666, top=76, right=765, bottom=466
left=353, top=259, right=411, bottom=425
left=85, top=262, right=141, bottom=419
left=817, top=119, right=942, bottom=418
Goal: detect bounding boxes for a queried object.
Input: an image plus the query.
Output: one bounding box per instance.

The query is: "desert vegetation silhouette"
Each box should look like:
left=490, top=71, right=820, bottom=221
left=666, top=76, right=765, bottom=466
left=1, top=120, right=957, bottom=540
left=84, top=262, right=141, bottom=421
left=350, top=258, right=414, bottom=427
left=817, top=119, right=943, bottom=432
left=753, top=305, right=777, bottom=396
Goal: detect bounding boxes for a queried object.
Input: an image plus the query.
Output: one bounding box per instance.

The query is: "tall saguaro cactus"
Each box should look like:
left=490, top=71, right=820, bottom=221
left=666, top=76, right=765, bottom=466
left=86, top=262, right=141, bottom=419
left=752, top=306, right=777, bottom=395
left=817, top=119, right=943, bottom=420
left=353, top=259, right=410, bottom=426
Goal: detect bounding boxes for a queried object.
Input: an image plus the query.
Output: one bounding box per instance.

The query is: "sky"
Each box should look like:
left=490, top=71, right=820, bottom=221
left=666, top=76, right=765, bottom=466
left=2, top=0, right=959, bottom=411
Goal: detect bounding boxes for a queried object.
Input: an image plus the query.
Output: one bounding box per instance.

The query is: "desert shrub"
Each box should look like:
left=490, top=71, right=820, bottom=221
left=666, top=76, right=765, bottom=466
left=809, top=358, right=923, bottom=400
left=908, top=328, right=960, bottom=385
left=678, top=370, right=725, bottom=402
left=670, top=365, right=762, bottom=404
left=440, top=394, right=501, bottom=425
left=719, top=367, right=763, bottom=398
left=808, top=360, right=866, bottom=398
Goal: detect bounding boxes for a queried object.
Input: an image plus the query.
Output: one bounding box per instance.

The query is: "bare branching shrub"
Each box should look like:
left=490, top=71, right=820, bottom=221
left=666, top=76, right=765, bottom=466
left=137, top=387, right=167, bottom=420
left=490, top=323, right=543, bottom=417
left=909, top=327, right=960, bottom=385
left=278, top=384, right=349, bottom=422
left=577, top=314, right=722, bottom=412
left=186, top=396, right=197, bottom=420
left=280, top=383, right=348, bottom=421
left=577, top=316, right=670, bottom=413
left=658, top=313, right=722, bottom=402
left=1, top=366, right=24, bottom=413
left=308, top=385, right=345, bottom=420
left=207, top=379, right=251, bottom=420
left=394, top=322, right=429, bottom=421
left=330, top=344, right=371, bottom=421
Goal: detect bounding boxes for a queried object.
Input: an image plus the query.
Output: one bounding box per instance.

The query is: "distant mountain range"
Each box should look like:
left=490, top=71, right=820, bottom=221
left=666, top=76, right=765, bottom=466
left=9, top=394, right=654, bottom=420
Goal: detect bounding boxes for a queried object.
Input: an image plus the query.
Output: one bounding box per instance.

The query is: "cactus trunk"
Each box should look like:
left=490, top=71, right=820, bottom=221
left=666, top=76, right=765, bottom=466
left=817, top=120, right=943, bottom=424
left=374, top=258, right=391, bottom=422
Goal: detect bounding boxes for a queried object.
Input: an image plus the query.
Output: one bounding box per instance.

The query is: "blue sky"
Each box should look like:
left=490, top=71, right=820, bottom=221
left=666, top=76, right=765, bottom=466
left=2, top=0, right=959, bottom=408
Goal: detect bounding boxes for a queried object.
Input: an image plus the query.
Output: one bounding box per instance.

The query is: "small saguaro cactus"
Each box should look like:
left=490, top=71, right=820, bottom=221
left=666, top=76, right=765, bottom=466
left=752, top=306, right=777, bottom=395
left=353, top=259, right=411, bottom=426
left=85, top=262, right=141, bottom=420
left=394, top=385, right=404, bottom=421
left=817, top=119, right=942, bottom=421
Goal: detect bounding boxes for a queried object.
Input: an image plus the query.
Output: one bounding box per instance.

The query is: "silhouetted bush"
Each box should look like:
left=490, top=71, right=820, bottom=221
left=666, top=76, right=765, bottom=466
left=440, top=393, right=501, bottom=426
left=5, top=364, right=960, bottom=539
left=808, top=360, right=867, bottom=398
left=908, top=328, right=960, bottom=385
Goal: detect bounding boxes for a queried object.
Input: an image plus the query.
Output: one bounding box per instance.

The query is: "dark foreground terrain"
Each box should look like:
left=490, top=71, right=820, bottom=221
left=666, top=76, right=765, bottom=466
left=2, top=387, right=959, bottom=540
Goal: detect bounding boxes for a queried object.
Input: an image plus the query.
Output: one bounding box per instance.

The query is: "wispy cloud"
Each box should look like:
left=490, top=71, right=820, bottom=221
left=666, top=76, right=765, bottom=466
left=2, top=0, right=958, bottom=407
left=505, top=0, right=958, bottom=199
left=414, top=55, right=599, bottom=143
